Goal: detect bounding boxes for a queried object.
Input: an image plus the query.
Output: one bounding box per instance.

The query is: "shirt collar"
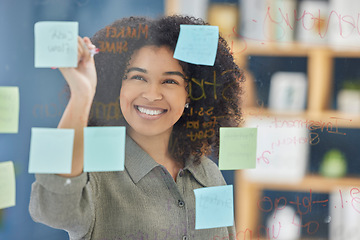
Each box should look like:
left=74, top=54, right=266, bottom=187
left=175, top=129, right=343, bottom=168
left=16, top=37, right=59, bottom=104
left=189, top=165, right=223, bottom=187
left=125, top=135, right=221, bottom=187
left=184, top=156, right=222, bottom=187
left=125, top=135, right=160, bottom=184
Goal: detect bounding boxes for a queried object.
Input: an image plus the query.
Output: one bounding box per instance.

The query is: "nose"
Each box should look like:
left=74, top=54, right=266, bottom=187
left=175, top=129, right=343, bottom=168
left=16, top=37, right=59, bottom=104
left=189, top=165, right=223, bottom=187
left=142, top=83, right=163, bottom=101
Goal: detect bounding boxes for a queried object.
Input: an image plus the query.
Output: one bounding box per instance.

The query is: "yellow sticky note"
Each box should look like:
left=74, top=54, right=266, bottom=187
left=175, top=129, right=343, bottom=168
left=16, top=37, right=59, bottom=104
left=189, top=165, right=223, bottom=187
left=0, top=87, right=19, bottom=134
left=0, top=161, right=16, bottom=209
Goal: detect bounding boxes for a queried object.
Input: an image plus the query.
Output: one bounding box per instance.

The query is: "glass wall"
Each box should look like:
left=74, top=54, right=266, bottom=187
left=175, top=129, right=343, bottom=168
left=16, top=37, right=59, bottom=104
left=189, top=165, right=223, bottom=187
left=1, top=0, right=359, bottom=239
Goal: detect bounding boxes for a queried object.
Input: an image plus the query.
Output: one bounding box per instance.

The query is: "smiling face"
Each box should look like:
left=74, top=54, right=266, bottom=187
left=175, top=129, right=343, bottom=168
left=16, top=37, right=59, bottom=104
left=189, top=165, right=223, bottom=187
left=119, top=45, right=188, bottom=140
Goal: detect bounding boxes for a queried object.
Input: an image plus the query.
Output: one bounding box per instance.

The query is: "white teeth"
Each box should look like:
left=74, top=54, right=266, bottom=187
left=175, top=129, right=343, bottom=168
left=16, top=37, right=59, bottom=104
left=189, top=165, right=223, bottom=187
left=137, top=106, right=164, bottom=116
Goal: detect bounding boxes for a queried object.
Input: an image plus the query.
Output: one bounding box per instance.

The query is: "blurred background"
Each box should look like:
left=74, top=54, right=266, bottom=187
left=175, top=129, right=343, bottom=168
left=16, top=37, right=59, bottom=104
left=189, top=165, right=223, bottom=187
left=1, top=0, right=360, bottom=239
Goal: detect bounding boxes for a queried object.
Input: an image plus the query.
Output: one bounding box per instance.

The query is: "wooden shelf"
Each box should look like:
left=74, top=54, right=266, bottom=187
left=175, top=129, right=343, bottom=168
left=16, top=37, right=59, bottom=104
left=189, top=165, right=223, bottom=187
left=235, top=172, right=360, bottom=239
left=232, top=40, right=360, bottom=58
left=239, top=173, right=360, bottom=193
left=257, top=238, right=324, bottom=240
left=242, top=107, right=360, bottom=128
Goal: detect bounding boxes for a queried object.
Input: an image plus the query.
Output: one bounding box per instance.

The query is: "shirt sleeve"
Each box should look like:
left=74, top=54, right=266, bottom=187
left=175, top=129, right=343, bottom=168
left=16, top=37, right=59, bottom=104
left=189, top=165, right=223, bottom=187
left=29, top=173, right=95, bottom=240
left=227, top=225, right=236, bottom=240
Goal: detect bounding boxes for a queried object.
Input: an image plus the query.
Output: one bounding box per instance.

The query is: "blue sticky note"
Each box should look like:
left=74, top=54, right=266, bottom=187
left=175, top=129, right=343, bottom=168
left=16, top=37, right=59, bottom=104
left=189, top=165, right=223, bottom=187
left=219, top=127, right=257, bottom=170
left=84, top=126, right=126, bottom=172
left=173, top=25, right=219, bottom=66
left=28, top=128, right=74, bottom=174
left=34, top=21, right=78, bottom=68
left=194, top=185, right=234, bottom=229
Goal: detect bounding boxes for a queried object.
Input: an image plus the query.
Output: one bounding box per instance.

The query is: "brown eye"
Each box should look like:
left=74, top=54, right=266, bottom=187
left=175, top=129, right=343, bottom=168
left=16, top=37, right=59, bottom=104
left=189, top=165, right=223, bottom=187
left=131, top=75, right=146, bottom=81
left=163, top=79, right=178, bottom=85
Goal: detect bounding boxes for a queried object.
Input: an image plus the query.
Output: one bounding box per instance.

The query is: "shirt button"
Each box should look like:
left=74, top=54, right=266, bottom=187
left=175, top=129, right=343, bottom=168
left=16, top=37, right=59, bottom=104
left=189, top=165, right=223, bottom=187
left=182, top=235, right=188, bottom=240
left=179, top=169, right=184, bottom=177
left=178, top=200, right=185, bottom=208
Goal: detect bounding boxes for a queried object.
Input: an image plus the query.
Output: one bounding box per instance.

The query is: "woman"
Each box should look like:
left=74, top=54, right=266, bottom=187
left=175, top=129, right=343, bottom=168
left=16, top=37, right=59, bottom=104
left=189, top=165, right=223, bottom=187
left=29, top=15, right=243, bottom=240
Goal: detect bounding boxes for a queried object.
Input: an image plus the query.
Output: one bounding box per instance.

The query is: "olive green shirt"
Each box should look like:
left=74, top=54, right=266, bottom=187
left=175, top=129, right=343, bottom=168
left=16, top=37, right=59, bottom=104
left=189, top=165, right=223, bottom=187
left=29, top=135, right=235, bottom=240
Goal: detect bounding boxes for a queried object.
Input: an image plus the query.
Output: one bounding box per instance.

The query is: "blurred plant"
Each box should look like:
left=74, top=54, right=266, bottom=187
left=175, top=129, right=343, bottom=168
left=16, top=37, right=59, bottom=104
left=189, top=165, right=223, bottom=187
left=342, top=79, right=360, bottom=90
left=319, top=149, right=347, bottom=178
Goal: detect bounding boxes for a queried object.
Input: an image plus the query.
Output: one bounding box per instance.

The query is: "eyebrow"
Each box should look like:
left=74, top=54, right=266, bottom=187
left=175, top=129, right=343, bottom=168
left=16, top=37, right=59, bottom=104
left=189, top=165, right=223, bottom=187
left=127, top=67, right=147, bottom=73
left=127, top=68, right=185, bottom=79
left=163, top=71, right=185, bottom=79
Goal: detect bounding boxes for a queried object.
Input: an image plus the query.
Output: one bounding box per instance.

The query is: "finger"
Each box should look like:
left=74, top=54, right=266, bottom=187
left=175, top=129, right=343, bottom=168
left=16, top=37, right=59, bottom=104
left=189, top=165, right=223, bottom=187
left=77, top=36, right=84, bottom=62
left=83, top=37, right=95, bottom=50
left=78, top=37, right=91, bottom=63
left=59, top=36, right=93, bottom=73
left=83, top=37, right=98, bottom=57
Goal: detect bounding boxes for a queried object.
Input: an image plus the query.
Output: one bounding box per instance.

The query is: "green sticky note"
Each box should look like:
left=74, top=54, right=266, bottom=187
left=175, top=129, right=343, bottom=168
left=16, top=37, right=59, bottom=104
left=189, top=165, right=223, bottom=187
left=28, top=128, right=74, bottom=174
left=0, top=87, right=19, bottom=134
left=0, top=161, right=16, bottom=209
left=84, top=127, right=126, bottom=172
left=219, top=127, right=257, bottom=170
left=34, top=21, right=78, bottom=68
left=194, top=185, right=234, bottom=229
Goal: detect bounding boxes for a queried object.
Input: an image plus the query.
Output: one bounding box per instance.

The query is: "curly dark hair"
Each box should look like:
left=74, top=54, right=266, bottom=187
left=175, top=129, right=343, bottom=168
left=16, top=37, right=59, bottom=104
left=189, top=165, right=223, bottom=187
left=89, top=15, right=244, bottom=165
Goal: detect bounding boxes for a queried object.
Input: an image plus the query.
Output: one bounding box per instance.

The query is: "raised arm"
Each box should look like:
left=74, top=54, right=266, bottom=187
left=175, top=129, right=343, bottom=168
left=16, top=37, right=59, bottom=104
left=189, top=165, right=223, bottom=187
left=58, top=36, right=97, bottom=178
left=29, top=37, right=98, bottom=238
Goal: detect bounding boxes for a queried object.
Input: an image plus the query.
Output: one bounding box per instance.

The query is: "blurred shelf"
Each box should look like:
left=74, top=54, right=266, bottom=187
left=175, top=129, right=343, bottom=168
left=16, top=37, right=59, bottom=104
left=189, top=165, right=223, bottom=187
left=242, top=107, right=360, bottom=128
left=244, top=174, right=360, bottom=193
left=234, top=32, right=360, bottom=238
left=257, top=239, right=324, bottom=240
left=235, top=172, right=360, bottom=237
left=232, top=40, right=360, bottom=58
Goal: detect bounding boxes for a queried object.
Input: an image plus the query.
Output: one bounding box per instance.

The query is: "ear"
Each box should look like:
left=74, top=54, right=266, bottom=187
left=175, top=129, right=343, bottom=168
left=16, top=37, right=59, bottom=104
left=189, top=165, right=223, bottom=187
left=185, top=98, right=191, bottom=108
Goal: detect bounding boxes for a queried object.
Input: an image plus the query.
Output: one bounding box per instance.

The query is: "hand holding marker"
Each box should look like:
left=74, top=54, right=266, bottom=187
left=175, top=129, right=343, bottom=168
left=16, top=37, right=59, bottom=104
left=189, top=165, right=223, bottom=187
left=51, top=39, right=99, bottom=69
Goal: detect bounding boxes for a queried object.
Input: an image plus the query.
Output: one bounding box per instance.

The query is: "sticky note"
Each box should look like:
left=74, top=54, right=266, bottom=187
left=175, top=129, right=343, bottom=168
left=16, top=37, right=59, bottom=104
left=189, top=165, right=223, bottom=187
left=28, top=128, right=74, bottom=174
left=84, top=126, right=126, bottom=172
left=0, top=161, right=16, bottom=209
left=194, top=185, right=234, bottom=229
left=219, top=127, right=257, bottom=170
left=0, top=87, right=19, bottom=133
left=34, top=21, right=78, bottom=68
left=173, top=25, right=219, bottom=66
